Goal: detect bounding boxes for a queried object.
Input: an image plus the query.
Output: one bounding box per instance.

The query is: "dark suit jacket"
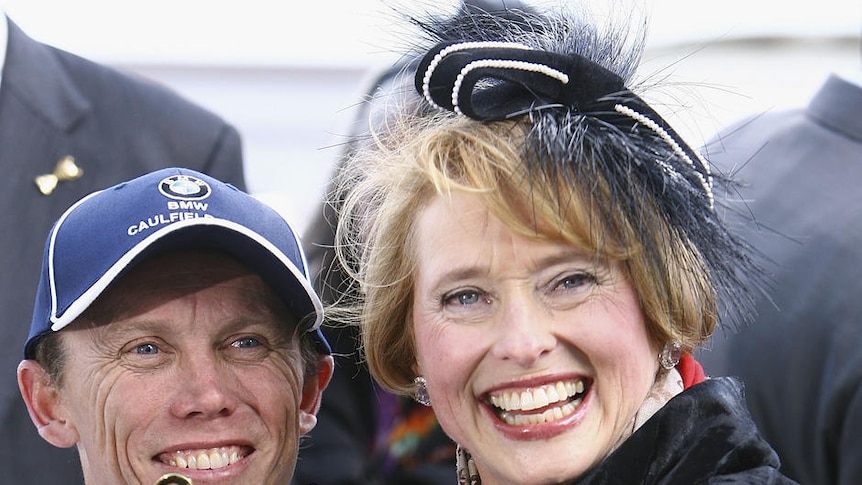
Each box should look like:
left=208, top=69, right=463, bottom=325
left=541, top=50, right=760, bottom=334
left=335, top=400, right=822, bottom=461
left=0, top=16, right=246, bottom=483
left=697, top=74, right=862, bottom=485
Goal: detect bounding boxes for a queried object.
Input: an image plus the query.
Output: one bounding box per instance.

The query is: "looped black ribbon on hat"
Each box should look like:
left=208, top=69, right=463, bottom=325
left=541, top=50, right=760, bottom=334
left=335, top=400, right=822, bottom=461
left=415, top=41, right=625, bottom=121
left=413, top=40, right=714, bottom=208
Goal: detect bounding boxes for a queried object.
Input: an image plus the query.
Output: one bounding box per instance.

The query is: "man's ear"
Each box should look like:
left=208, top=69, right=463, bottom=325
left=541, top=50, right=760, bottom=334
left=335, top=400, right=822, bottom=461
left=17, top=360, right=79, bottom=448
left=297, top=355, right=334, bottom=435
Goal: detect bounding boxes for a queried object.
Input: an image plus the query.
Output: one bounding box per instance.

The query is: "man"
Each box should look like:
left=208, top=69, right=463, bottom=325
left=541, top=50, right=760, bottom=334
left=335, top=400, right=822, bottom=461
left=17, top=167, right=333, bottom=484
left=0, top=11, right=246, bottom=481
left=698, top=72, right=862, bottom=484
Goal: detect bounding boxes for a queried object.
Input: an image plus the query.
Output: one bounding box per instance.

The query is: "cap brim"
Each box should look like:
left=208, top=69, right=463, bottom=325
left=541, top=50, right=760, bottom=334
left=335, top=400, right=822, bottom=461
left=48, top=218, right=326, bottom=347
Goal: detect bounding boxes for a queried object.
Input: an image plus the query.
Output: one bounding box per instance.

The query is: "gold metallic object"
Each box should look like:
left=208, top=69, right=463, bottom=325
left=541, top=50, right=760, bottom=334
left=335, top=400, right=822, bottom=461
left=35, top=155, right=83, bottom=195
left=154, top=473, right=193, bottom=485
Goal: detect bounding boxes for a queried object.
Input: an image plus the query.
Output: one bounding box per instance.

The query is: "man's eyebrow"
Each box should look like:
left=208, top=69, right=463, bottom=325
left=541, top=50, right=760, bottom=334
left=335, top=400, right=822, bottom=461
left=85, top=318, right=174, bottom=343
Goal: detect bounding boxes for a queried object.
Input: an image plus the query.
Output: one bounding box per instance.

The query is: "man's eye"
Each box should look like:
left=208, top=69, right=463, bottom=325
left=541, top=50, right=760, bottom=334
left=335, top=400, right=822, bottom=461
left=231, top=337, right=261, bottom=349
left=133, top=343, right=159, bottom=355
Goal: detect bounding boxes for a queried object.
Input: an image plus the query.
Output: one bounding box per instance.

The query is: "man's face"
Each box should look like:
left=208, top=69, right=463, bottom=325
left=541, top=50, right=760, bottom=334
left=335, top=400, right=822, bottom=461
left=42, top=251, right=329, bottom=484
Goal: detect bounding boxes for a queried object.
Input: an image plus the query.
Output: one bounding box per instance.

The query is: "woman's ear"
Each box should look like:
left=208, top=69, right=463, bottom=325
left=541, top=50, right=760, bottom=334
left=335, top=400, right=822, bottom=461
left=17, top=360, right=79, bottom=448
left=297, top=355, right=334, bottom=435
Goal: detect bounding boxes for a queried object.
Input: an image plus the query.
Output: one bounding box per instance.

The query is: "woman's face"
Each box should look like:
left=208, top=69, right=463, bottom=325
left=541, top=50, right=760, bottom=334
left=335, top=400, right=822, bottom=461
left=411, top=192, right=660, bottom=485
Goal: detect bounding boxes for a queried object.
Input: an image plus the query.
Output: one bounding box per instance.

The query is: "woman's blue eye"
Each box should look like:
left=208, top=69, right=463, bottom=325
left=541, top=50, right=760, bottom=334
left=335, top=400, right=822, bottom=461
left=134, top=343, right=159, bottom=355
left=560, top=273, right=596, bottom=289
left=442, top=291, right=482, bottom=306
left=232, top=337, right=261, bottom=348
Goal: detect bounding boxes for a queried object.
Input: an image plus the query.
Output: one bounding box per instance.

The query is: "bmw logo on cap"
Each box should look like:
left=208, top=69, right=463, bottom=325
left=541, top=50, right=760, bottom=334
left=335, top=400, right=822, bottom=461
left=159, top=174, right=211, bottom=200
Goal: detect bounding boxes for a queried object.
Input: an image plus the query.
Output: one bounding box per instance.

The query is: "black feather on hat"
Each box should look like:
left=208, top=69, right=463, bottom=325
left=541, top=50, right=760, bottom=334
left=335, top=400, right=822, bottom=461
left=400, top=4, right=763, bottom=332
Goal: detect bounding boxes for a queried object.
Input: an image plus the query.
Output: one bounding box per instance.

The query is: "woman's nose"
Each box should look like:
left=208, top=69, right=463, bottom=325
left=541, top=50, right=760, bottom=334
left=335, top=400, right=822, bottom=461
left=490, top=296, right=556, bottom=366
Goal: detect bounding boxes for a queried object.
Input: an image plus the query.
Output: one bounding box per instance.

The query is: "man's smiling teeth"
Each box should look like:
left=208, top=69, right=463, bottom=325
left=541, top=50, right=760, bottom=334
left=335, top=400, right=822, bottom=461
left=162, top=446, right=245, bottom=470
left=489, top=380, right=586, bottom=426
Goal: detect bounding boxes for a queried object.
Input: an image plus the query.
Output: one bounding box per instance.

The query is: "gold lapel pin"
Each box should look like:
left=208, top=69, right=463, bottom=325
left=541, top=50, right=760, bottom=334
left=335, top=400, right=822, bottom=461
left=154, top=473, right=193, bottom=485
left=35, top=155, right=83, bottom=195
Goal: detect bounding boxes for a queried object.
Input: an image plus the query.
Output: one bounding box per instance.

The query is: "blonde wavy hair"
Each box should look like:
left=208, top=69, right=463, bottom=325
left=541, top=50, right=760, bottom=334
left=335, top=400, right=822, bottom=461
left=334, top=110, right=716, bottom=397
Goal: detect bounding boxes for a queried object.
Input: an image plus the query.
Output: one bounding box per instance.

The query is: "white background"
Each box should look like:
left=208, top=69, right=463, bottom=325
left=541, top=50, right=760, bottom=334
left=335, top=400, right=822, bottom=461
left=2, top=0, right=860, bottom=231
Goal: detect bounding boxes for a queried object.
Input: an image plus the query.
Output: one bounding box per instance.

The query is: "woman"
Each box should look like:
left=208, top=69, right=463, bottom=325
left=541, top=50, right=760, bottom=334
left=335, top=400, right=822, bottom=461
left=334, top=5, right=795, bottom=484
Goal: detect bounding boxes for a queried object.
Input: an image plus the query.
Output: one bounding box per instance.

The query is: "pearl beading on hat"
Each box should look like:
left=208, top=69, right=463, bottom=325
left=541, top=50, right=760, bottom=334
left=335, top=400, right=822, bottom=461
left=614, top=103, right=714, bottom=209
left=451, top=59, right=570, bottom=116
left=419, top=40, right=714, bottom=211
left=421, top=41, right=532, bottom=110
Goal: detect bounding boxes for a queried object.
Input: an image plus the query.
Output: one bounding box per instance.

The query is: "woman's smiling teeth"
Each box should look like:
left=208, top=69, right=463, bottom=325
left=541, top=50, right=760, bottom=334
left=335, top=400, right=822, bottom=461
left=160, top=446, right=247, bottom=470
left=488, top=380, right=587, bottom=426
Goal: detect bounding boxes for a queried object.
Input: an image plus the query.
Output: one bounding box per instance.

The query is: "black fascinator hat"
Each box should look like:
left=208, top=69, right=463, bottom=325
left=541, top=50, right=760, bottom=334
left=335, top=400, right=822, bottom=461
left=403, top=4, right=762, bottom=334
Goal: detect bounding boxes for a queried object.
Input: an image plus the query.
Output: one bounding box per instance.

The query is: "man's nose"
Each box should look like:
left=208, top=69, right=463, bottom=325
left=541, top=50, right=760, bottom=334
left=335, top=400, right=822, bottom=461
left=169, top=352, right=239, bottom=419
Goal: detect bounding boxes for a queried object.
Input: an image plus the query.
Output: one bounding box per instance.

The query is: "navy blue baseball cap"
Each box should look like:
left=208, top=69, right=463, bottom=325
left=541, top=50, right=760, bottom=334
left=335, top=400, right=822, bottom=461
left=24, top=167, right=330, bottom=358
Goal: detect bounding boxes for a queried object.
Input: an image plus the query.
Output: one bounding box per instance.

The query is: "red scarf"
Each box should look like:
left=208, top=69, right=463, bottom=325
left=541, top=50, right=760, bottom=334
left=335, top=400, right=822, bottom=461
left=678, top=353, right=706, bottom=389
